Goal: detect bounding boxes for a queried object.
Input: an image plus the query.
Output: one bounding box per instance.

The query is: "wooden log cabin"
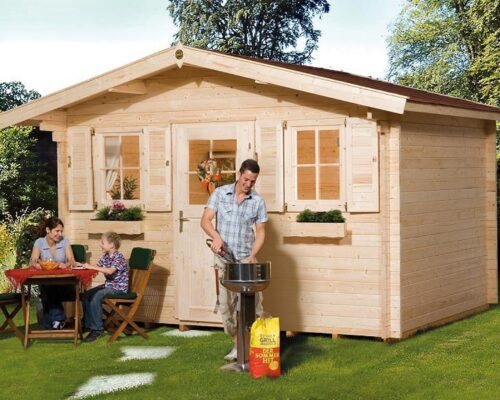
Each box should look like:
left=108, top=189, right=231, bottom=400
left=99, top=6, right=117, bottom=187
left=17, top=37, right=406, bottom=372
left=1, top=44, right=498, bottom=340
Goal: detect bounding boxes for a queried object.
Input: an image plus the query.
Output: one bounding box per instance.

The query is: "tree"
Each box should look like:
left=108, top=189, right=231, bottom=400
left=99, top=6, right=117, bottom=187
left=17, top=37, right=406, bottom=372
left=0, top=82, right=56, bottom=217
left=0, top=126, right=57, bottom=216
left=167, top=0, right=330, bottom=64
left=387, top=0, right=499, bottom=107
left=0, top=81, right=40, bottom=112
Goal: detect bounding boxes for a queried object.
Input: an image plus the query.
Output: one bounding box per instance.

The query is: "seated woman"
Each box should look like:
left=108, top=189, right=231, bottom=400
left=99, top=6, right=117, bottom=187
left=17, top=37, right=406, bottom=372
left=29, top=217, right=75, bottom=329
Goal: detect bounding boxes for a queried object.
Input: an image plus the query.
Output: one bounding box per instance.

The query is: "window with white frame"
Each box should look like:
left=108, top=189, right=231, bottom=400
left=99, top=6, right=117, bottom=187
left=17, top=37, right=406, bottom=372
left=286, top=122, right=344, bottom=211
left=98, top=132, right=143, bottom=203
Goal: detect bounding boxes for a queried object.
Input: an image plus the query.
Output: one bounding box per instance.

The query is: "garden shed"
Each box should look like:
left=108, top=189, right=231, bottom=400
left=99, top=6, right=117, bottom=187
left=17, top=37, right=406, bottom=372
left=1, top=44, right=498, bottom=340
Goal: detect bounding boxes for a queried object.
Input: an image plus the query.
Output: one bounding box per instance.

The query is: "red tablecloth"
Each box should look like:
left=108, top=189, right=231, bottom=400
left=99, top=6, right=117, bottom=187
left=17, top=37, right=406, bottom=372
left=5, top=268, right=97, bottom=288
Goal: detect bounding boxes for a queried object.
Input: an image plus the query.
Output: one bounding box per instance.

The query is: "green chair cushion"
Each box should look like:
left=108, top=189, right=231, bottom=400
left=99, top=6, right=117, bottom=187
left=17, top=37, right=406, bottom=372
left=128, top=247, right=154, bottom=270
left=71, top=244, right=87, bottom=263
left=104, top=292, right=137, bottom=300
left=0, top=293, right=21, bottom=302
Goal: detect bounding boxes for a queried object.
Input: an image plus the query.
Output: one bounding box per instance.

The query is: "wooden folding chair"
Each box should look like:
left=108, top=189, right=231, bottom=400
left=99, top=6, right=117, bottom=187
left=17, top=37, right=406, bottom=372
left=0, top=292, right=23, bottom=340
left=103, top=247, right=156, bottom=344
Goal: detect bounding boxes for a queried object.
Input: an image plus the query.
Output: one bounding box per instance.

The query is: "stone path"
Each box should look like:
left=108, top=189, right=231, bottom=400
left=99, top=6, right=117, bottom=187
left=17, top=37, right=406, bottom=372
left=162, top=328, right=214, bottom=338
left=69, top=328, right=214, bottom=398
left=69, top=373, right=156, bottom=399
left=119, top=346, right=176, bottom=361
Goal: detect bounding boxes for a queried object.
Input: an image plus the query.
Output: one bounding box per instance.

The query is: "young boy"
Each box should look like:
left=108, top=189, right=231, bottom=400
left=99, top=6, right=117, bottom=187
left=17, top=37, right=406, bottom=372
left=80, top=231, right=128, bottom=343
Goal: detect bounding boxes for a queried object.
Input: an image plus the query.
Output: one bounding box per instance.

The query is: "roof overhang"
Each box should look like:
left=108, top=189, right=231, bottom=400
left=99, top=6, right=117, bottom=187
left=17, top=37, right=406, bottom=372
left=0, top=44, right=410, bottom=130
left=2, top=44, right=498, bottom=129
left=405, top=102, right=500, bottom=121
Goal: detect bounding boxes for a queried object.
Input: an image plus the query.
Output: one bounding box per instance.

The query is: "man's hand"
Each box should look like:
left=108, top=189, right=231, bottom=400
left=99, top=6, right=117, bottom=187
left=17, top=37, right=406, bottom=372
left=210, top=237, right=224, bottom=255
left=247, top=255, right=257, bottom=263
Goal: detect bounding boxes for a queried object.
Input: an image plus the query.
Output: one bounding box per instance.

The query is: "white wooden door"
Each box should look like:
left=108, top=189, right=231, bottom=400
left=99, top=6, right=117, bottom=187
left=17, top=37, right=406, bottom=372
left=173, top=122, right=253, bottom=323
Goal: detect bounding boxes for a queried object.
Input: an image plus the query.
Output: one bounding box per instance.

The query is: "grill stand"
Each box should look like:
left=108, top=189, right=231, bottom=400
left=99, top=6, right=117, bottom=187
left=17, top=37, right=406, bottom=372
left=221, top=292, right=255, bottom=372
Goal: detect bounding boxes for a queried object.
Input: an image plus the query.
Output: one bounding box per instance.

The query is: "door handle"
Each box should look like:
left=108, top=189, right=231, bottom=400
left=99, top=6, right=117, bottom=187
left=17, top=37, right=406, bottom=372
left=179, top=210, right=190, bottom=233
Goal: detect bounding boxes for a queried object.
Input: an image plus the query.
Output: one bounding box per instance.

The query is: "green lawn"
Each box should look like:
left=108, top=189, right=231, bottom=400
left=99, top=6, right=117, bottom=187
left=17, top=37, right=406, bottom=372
left=1, top=306, right=499, bottom=400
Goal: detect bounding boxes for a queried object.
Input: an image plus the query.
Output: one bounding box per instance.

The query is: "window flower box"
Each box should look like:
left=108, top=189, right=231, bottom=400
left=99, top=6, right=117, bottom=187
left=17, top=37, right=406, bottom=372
left=87, top=219, right=144, bottom=235
left=284, top=222, right=346, bottom=238
left=284, top=209, right=346, bottom=238
left=89, top=200, right=145, bottom=234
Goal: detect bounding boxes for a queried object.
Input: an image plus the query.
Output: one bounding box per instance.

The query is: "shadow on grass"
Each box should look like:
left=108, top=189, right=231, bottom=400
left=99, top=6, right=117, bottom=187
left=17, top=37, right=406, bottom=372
left=280, top=333, right=325, bottom=373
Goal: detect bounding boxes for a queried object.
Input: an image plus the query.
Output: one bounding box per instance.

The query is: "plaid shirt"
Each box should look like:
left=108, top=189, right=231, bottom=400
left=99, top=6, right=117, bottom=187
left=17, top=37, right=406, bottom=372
left=97, top=251, right=129, bottom=292
left=206, top=183, right=268, bottom=261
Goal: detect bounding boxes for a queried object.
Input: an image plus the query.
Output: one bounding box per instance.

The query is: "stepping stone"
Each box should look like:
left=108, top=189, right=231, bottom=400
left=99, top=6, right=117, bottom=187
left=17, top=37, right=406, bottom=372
left=119, top=346, right=176, bottom=361
left=69, top=372, right=155, bottom=399
left=163, top=328, right=214, bottom=338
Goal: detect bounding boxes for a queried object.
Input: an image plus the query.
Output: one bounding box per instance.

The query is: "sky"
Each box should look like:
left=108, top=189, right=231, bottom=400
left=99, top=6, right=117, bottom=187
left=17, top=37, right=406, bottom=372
left=0, top=0, right=404, bottom=95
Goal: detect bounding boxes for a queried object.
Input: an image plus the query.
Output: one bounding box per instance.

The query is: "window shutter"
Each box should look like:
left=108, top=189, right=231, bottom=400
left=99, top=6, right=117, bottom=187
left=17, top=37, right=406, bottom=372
left=346, top=118, right=379, bottom=212
left=144, top=127, right=171, bottom=211
left=255, top=121, right=284, bottom=212
left=68, top=127, right=94, bottom=210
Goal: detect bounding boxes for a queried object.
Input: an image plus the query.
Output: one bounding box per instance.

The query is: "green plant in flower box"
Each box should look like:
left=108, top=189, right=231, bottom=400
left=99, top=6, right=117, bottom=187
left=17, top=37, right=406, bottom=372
left=296, top=209, right=345, bottom=223
left=95, top=200, right=144, bottom=221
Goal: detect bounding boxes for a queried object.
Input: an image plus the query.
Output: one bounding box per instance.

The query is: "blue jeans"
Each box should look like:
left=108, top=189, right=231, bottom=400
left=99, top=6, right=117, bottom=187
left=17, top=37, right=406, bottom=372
left=83, top=285, right=121, bottom=331
left=40, top=285, right=75, bottom=329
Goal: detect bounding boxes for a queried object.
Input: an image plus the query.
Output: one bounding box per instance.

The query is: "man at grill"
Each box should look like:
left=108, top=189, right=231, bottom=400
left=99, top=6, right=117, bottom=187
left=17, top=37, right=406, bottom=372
left=201, top=158, right=268, bottom=362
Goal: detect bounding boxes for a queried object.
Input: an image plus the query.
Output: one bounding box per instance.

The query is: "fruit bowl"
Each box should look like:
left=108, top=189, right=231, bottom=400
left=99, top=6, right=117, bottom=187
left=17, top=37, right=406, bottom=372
left=39, top=260, right=59, bottom=270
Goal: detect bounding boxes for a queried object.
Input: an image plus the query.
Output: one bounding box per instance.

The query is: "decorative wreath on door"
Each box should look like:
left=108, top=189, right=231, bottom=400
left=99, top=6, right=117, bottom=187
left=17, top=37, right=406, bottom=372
left=197, top=159, right=222, bottom=194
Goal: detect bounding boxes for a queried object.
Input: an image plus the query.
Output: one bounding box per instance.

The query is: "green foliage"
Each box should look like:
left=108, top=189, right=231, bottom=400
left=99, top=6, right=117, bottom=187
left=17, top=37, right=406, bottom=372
left=167, top=0, right=330, bottom=64
left=0, top=126, right=57, bottom=217
left=0, top=81, right=40, bottom=112
left=0, top=81, right=56, bottom=217
left=120, top=206, right=145, bottom=221
left=0, top=208, right=49, bottom=292
left=111, top=176, right=138, bottom=200
left=0, top=225, right=16, bottom=293
left=95, top=206, right=112, bottom=220
left=387, top=0, right=499, bottom=107
left=95, top=203, right=144, bottom=221
left=296, top=208, right=345, bottom=223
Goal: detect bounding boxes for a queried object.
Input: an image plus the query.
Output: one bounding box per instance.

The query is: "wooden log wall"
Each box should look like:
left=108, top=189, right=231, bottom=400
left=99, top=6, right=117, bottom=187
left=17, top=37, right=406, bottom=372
left=399, top=113, right=496, bottom=335
left=51, top=66, right=396, bottom=337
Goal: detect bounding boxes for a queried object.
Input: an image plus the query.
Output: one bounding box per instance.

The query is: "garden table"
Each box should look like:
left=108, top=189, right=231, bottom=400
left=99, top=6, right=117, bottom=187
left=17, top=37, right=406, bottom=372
left=5, top=268, right=97, bottom=349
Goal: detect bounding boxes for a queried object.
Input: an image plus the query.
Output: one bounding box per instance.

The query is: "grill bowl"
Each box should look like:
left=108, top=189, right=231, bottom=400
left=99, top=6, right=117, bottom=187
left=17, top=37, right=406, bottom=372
left=221, top=262, right=271, bottom=293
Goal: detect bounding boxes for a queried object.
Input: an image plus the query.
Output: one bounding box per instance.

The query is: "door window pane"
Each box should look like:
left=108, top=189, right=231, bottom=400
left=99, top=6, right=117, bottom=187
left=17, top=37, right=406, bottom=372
left=188, top=139, right=237, bottom=205
left=189, top=140, right=210, bottom=171
left=189, top=174, right=209, bottom=205
left=213, top=139, right=236, bottom=186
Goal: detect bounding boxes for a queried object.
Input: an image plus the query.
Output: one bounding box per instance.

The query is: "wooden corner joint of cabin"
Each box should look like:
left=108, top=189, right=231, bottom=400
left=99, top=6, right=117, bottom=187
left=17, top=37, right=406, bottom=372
left=108, top=79, right=147, bottom=95
left=39, top=110, right=68, bottom=132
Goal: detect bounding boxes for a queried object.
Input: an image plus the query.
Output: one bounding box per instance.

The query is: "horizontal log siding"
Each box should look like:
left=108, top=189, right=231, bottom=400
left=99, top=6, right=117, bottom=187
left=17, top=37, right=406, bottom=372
left=399, top=113, right=491, bottom=334
left=62, top=66, right=383, bottom=336
left=261, top=213, right=382, bottom=336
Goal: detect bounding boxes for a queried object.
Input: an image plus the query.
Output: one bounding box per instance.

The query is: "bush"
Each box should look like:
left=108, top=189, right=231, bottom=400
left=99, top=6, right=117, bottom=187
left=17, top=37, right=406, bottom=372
left=0, top=208, right=50, bottom=292
left=0, top=126, right=57, bottom=217
left=296, top=209, right=345, bottom=223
